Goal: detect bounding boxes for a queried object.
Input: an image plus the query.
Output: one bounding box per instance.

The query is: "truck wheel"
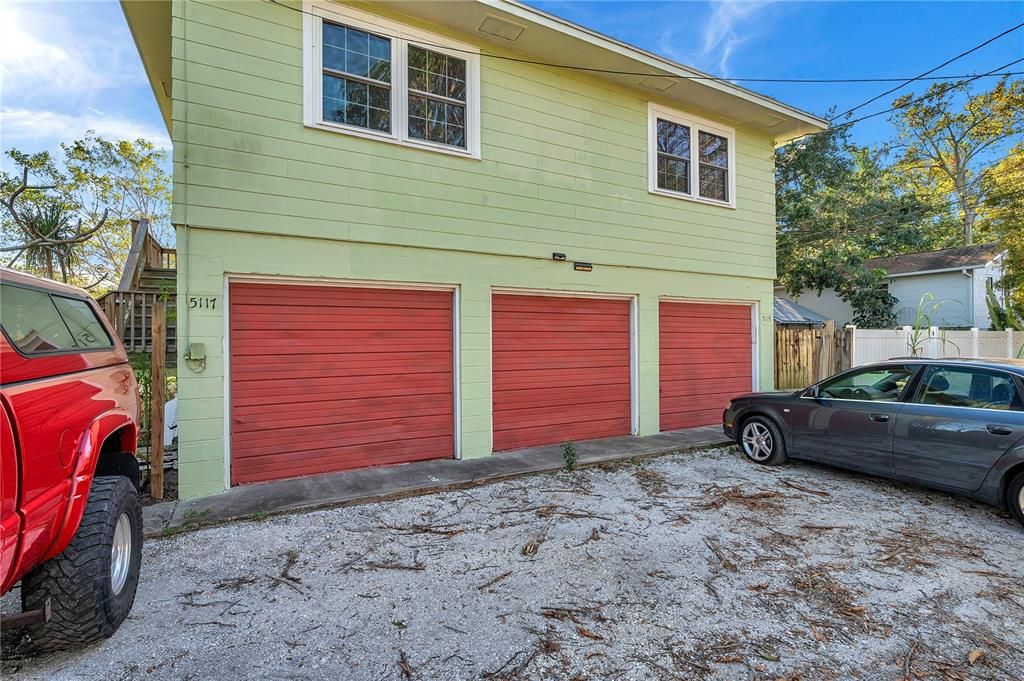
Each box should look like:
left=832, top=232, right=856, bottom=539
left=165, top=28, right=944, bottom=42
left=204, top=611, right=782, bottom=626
left=21, top=475, right=143, bottom=651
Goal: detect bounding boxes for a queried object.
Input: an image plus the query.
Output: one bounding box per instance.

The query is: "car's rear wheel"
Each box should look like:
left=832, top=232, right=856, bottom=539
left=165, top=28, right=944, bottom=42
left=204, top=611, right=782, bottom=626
left=21, top=475, right=143, bottom=652
left=739, top=416, right=787, bottom=466
left=1007, top=472, right=1024, bottom=527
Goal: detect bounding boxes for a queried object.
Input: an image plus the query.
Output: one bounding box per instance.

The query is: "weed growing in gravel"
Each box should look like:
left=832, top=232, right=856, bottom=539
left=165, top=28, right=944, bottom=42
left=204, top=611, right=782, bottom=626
left=562, top=441, right=577, bottom=471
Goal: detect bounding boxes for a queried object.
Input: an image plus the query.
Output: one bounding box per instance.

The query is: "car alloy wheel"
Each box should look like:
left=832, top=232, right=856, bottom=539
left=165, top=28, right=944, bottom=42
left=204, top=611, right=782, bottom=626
left=741, top=421, right=773, bottom=462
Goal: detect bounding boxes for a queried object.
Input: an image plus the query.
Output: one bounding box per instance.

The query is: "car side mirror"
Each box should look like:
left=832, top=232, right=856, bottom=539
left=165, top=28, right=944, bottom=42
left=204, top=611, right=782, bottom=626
left=804, top=385, right=819, bottom=398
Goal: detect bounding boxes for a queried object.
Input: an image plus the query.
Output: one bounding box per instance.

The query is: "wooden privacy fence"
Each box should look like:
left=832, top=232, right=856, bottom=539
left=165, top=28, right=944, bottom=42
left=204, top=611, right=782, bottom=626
left=775, top=321, right=854, bottom=390
left=777, top=324, right=1022, bottom=389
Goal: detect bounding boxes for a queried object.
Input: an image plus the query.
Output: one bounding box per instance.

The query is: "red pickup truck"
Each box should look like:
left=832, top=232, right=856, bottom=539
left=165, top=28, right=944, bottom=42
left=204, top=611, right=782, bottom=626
left=1, top=267, right=143, bottom=650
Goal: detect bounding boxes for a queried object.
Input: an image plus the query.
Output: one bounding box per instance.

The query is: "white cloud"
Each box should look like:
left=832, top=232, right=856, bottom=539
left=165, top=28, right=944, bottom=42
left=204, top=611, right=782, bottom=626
left=701, top=2, right=770, bottom=75
left=0, top=2, right=145, bottom=97
left=1, top=107, right=169, bottom=149
left=658, top=1, right=775, bottom=76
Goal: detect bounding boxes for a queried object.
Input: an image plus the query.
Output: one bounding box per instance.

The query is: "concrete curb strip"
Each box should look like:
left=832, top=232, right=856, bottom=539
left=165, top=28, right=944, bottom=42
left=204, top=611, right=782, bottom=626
left=143, top=426, right=730, bottom=537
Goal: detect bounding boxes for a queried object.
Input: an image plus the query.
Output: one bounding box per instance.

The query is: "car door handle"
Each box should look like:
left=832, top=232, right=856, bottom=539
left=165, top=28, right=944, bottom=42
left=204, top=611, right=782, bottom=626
left=986, top=424, right=1014, bottom=436
left=869, top=413, right=890, bottom=423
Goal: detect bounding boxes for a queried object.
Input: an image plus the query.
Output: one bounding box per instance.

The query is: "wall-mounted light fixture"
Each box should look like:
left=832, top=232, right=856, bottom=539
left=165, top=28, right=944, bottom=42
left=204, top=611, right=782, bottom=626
left=552, top=252, right=566, bottom=261
left=573, top=262, right=593, bottom=272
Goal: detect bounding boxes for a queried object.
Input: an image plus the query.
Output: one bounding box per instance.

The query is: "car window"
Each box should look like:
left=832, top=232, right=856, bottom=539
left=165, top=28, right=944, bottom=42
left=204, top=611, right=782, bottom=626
left=915, top=366, right=1023, bottom=411
left=51, top=295, right=113, bottom=349
left=817, top=365, right=918, bottom=402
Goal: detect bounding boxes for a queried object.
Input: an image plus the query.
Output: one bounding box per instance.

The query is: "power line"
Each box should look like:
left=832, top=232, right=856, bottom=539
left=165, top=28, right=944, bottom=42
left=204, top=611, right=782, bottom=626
left=776, top=55, right=1024, bottom=148
left=840, top=56, right=1024, bottom=127
left=836, top=20, right=1024, bottom=119
left=263, top=0, right=1022, bottom=85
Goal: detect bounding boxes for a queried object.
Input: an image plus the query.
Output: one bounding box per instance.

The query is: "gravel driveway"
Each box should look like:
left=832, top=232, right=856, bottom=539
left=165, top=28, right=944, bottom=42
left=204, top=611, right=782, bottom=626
left=3, top=447, right=1022, bottom=680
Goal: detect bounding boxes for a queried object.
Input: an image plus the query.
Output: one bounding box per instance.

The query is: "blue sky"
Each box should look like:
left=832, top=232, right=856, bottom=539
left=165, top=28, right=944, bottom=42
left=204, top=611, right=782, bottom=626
left=2, top=0, right=1022, bottom=173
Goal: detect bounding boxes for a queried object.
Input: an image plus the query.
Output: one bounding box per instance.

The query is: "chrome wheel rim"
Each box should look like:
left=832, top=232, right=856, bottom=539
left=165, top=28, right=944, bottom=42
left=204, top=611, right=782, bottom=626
left=111, top=513, right=132, bottom=595
left=741, top=421, right=773, bottom=462
left=1019, top=487, right=1024, bottom=515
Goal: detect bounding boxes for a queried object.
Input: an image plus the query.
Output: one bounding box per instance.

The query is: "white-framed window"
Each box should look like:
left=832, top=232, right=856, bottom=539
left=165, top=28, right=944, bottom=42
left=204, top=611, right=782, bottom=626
left=648, top=103, right=736, bottom=208
left=302, top=1, right=481, bottom=158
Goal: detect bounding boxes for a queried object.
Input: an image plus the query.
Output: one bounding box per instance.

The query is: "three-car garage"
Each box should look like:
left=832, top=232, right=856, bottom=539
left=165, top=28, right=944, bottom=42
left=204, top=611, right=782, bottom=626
left=227, top=280, right=755, bottom=486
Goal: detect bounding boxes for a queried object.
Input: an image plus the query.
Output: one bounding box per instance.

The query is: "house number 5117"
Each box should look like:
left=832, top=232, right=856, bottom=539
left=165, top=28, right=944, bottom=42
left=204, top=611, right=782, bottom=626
left=188, top=296, right=217, bottom=310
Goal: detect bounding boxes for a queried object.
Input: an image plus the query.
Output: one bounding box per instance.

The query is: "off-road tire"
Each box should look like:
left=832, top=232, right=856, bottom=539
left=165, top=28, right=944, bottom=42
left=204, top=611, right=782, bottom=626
left=1008, top=472, right=1024, bottom=528
left=738, top=416, right=788, bottom=466
left=21, top=475, right=143, bottom=651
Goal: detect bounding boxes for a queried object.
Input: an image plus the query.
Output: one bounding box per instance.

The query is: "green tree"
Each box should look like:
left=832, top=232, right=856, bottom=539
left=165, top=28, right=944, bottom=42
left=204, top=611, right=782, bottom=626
left=776, top=125, right=935, bottom=326
left=1, top=131, right=171, bottom=288
left=890, top=77, right=1024, bottom=245
left=982, top=142, right=1024, bottom=317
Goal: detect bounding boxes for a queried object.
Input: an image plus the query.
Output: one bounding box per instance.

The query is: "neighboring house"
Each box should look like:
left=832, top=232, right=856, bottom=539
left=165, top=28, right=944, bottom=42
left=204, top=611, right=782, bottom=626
left=778, top=243, right=1006, bottom=329
left=121, top=0, right=826, bottom=499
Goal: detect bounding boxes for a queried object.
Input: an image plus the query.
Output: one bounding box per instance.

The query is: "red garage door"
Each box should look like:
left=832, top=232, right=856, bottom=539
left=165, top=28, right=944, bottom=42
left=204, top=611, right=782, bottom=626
left=660, top=301, right=753, bottom=431
left=492, top=293, right=632, bottom=451
left=229, top=282, right=454, bottom=485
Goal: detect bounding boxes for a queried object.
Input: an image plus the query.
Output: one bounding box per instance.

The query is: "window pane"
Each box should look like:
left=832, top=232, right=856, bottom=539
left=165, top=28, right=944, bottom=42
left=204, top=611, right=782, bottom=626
left=699, top=165, right=728, bottom=201
left=51, top=296, right=112, bottom=349
left=916, top=367, right=1023, bottom=411
left=0, top=283, right=77, bottom=353
left=408, top=44, right=427, bottom=70
left=657, top=154, right=689, bottom=194
left=345, top=50, right=369, bottom=78
left=656, top=119, right=690, bottom=158
left=699, top=131, right=728, bottom=168
left=818, top=366, right=918, bottom=402
left=408, top=45, right=467, bottom=104
left=408, top=98, right=467, bottom=149
left=322, top=73, right=390, bottom=133
left=368, top=34, right=390, bottom=59
left=322, top=22, right=390, bottom=84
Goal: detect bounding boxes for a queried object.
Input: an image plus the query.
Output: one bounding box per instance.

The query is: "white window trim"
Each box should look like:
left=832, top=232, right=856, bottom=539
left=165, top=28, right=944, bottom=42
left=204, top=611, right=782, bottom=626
left=647, top=103, right=736, bottom=209
left=302, top=1, right=481, bottom=159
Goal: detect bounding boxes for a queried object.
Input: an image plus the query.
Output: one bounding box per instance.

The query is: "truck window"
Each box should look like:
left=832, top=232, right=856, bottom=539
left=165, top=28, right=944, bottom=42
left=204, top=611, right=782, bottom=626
left=0, top=283, right=113, bottom=353
left=1, top=283, right=77, bottom=353
left=51, top=295, right=113, bottom=349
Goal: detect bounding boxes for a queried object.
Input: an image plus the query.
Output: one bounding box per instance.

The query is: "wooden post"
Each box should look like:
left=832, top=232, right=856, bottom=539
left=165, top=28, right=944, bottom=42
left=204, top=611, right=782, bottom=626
left=150, top=300, right=166, bottom=500
left=817, top=320, right=836, bottom=382
left=844, top=324, right=857, bottom=369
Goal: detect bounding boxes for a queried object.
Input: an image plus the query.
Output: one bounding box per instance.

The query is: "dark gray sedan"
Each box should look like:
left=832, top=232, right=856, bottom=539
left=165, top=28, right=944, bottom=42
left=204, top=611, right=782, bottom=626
left=723, top=358, right=1024, bottom=526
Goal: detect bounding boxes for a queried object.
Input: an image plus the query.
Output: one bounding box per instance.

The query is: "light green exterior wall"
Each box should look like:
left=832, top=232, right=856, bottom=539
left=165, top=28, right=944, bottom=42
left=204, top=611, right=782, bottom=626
left=170, top=0, right=778, bottom=500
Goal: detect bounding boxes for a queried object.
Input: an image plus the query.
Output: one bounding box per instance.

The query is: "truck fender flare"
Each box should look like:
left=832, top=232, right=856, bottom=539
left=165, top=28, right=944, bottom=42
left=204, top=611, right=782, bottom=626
left=47, top=410, right=138, bottom=561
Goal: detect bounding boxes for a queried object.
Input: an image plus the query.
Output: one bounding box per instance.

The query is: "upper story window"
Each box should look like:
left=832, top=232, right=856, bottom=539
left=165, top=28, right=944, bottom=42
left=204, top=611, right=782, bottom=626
left=648, top=104, right=735, bottom=208
left=304, top=3, right=480, bottom=158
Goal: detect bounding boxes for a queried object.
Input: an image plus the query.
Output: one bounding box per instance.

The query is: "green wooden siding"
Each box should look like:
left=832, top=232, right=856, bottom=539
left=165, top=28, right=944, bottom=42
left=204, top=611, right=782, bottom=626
left=170, top=0, right=778, bottom=499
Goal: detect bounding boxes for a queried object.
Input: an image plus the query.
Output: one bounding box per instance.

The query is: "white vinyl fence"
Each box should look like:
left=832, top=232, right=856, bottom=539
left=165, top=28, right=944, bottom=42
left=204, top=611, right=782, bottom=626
left=850, top=326, right=1022, bottom=366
